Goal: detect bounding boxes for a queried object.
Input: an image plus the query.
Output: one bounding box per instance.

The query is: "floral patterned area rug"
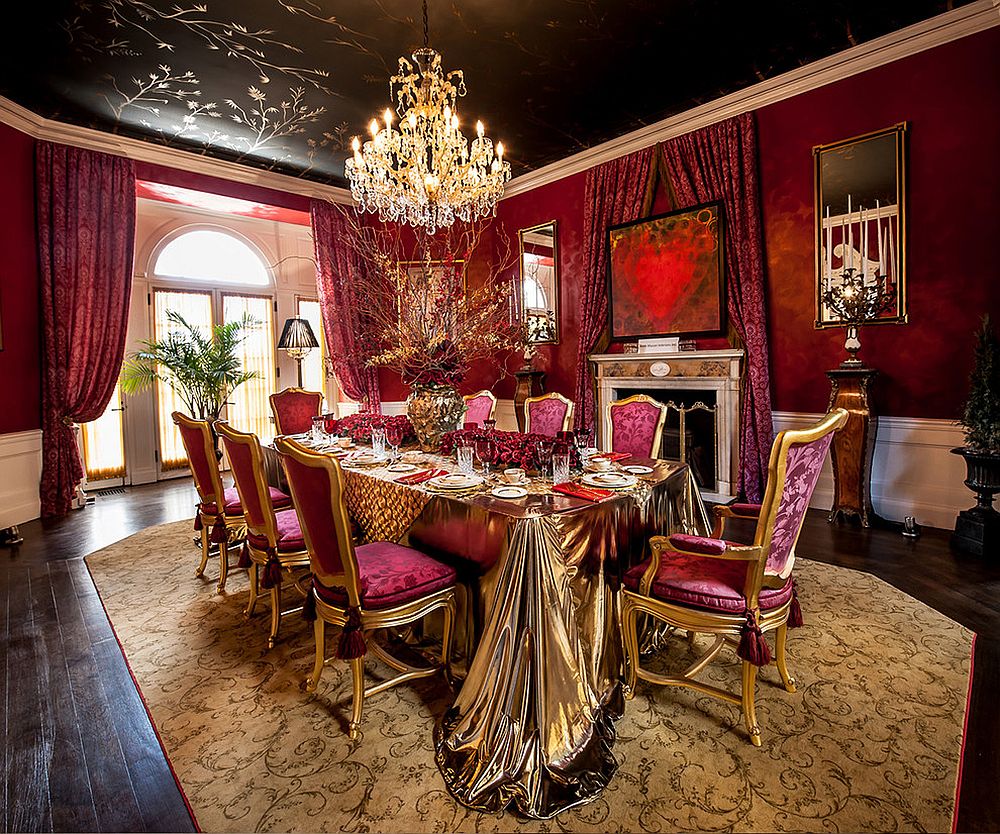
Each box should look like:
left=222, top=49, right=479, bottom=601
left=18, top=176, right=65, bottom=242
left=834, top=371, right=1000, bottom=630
left=85, top=520, right=973, bottom=833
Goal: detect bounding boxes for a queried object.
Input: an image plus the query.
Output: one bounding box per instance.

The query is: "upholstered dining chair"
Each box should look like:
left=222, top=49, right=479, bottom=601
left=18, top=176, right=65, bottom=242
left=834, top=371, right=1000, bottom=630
left=173, top=411, right=290, bottom=592
left=269, top=387, right=324, bottom=435
left=607, top=394, right=668, bottom=458
left=216, top=420, right=310, bottom=649
left=524, top=392, right=574, bottom=436
left=275, top=436, right=457, bottom=740
left=463, top=390, right=497, bottom=427
left=621, top=407, right=848, bottom=746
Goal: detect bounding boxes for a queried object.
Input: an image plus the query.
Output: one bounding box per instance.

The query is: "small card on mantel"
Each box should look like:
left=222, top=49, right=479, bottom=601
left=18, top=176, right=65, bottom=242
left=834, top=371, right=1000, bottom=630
left=639, top=337, right=680, bottom=353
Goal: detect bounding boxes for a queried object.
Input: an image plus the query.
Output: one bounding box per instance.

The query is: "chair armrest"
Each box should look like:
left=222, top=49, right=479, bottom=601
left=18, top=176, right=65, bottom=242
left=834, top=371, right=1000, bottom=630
left=711, top=502, right=763, bottom=538
left=641, top=534, right=763, bottom=597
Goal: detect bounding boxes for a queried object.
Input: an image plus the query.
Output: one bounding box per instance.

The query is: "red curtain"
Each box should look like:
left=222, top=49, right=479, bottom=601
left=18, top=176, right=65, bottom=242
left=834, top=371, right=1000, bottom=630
left=310, top=199, right=381, bottom=411
left=660, top=113, right=773, bottom=501
left=37, top=142, right=136, bottom=517
left=573, top=147, right=655, bottom=431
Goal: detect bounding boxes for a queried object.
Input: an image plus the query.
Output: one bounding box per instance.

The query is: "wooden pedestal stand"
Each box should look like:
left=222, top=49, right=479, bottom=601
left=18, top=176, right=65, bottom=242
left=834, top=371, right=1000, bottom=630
left=513, top=369, right=545, bottom=432
left=826, top=367, right=880, bottom=527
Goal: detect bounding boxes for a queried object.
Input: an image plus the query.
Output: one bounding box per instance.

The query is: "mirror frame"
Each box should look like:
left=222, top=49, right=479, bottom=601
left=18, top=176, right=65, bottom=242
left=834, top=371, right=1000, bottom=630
left=813, top=122, right=908, bottom=329
left=518, top=220, right=560, bottom=345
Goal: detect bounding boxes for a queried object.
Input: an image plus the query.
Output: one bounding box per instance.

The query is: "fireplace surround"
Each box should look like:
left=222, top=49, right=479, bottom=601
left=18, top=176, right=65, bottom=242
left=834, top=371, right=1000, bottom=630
left=591, top=349, right=743, bottom=502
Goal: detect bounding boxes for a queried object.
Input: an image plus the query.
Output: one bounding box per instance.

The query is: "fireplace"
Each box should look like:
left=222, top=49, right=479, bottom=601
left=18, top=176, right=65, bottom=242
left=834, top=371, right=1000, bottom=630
left=590, top=349, right=743, bottom=502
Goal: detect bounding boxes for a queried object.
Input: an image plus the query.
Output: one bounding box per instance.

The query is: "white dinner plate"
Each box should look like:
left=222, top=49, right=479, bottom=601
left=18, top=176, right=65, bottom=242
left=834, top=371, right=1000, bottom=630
left=387, top=462, right=417, bottom=473
left=346, top=452, right=386, bottom=466
left=491, top=485, right=528, bottom=499
left=581, top=472, right=637, bottom=490
left=428, top=473, right=484, bottom=490
left=623, top=464, right=654, bottom=475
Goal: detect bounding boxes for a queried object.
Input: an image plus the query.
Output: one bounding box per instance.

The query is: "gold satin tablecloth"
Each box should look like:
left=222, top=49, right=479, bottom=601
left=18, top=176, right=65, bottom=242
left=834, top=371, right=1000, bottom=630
left=263, top=444, right=709, bottom=818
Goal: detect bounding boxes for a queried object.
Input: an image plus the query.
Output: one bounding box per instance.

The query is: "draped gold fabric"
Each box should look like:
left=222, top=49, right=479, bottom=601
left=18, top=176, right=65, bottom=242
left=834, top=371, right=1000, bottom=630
left=262, top=446, right=708, bottom=818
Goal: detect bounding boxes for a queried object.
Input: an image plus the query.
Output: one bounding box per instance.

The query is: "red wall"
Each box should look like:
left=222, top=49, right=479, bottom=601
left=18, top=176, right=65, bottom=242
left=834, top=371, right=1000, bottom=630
left=0, top=122, right=40, bottom=434
left=488, top=27, right=1000, bottom=420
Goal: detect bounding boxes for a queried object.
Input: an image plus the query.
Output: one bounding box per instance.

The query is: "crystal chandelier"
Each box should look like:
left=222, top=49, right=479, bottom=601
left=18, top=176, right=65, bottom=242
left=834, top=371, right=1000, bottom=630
left=345, top=0, right=511, bottom=233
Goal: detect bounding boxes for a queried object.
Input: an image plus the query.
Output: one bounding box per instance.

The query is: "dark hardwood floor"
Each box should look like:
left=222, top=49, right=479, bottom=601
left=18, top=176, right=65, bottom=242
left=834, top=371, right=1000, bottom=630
left=2, top=479, right=998, bottom=832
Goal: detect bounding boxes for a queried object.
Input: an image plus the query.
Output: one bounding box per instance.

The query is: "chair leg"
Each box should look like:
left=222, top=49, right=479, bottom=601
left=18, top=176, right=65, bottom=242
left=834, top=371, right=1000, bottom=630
left=244, top=562, right=259, bottom=618
left=774, top=623, right=796, bottom=693
left=348, top=656, right=365, bottom=739
left=268, top=581, right=282, bottom=649
left=306, top=616, right=325, bottom=692
left=441, top=598, right=456, bottom=683
left=741, top=661, right=762, bottom=747
left=196, top=525, right=209, bottom=577
left=621, top=598, right=641, bottom=699
left=217, top=537, right=230, bottom=593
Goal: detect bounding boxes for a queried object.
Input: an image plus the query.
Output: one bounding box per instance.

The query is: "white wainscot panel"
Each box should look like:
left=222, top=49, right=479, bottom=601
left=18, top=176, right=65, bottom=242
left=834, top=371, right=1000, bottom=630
left=772, top=412, right=967, bottom=531
left=0, top=430, right=43, bottom=527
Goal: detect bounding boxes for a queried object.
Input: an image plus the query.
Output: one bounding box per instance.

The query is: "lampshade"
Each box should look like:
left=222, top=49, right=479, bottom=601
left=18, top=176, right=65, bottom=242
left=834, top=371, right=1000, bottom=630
left=277, top=317, right=319, bottom=360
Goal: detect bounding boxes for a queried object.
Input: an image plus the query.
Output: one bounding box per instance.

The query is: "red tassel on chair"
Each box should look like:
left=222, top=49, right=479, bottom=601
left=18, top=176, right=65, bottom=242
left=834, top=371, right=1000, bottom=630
left=237, top=543, right=251, bottom=570
left=261, top=547, right=282, bottom=589
left=302, top=584, right=317, bottom=622
left=737, top=608, right=772, bottom=666
left=788, top=582, right=804, bottom=628
left=210, top=514, right=227, bottom=544
left=337, top=606, right=366, bottom=659
left=193, top=512, right=203, bottom=532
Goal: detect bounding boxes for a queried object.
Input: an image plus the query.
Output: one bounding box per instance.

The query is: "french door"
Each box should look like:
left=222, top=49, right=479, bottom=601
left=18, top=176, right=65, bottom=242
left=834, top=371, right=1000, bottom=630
left=151, top=287, right=276, bottom=475
left=80, top=381, right=127, bottom=488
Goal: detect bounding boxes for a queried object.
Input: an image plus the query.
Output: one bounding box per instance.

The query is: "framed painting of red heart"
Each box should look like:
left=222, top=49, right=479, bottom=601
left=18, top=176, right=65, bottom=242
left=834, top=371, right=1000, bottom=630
left=608, top=202, right=725, bottom=339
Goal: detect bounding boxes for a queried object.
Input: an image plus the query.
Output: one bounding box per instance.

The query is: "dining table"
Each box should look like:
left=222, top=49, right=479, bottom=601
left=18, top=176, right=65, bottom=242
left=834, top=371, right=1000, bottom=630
left=262, top=436, right=710, bottom=819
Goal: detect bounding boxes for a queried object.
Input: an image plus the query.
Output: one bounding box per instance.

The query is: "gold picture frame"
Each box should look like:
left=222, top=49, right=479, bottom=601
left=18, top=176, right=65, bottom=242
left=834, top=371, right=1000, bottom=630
left=518, top=220, right=560, bottom=345
left=813, top=123, right=908, bottom=328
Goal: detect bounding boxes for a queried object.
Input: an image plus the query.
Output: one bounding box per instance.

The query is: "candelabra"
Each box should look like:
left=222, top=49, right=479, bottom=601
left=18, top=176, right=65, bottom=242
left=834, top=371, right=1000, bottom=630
left=821, top=268, right=895, bottom=367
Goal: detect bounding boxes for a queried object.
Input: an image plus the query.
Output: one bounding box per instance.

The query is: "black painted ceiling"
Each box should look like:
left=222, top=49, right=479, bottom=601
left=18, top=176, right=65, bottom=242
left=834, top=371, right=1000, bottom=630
left=0, top=1, right=969, bottom=187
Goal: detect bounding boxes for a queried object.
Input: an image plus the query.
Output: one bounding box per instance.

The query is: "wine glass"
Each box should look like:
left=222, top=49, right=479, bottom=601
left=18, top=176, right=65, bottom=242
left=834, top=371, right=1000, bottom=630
left=385, top=423, right=403, bottom=460
left=575, top=428, right=592, bottom=468
left=535, top=439, right=554, bottom=480
left=474, top=435, right=496, bottom=479
left=483, top=418, right=497, bottom=433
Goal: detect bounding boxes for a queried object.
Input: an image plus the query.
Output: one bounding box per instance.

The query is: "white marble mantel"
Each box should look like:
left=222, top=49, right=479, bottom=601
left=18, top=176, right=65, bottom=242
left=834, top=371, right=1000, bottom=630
left=590, top=349, right=743, bottom=501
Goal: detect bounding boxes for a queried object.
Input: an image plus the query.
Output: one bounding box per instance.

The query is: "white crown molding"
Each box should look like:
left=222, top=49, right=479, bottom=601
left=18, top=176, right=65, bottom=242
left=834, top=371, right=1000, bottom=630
left=0, top=95, right=353, bottom=205
left=502, top=1, right=1000, bottom=198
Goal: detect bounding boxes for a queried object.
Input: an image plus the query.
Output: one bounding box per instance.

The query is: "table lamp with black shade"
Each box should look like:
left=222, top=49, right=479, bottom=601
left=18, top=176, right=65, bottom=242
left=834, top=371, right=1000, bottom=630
left=277, top=317, right=319, bottom=387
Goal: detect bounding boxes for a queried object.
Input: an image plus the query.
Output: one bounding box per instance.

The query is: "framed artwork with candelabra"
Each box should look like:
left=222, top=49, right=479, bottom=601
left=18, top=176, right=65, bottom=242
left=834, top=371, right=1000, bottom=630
left=813, top=123, right=908, bottom=333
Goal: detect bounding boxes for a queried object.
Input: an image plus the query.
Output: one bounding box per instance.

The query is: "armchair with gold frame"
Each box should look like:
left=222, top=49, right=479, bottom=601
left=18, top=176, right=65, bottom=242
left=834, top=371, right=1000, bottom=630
left=275, top=436, right=457, bottom=739
left=621, top=408, right=848, bottom=745
left=607, top=393, right=668, bottom=458
left=462, top=390, right=497, bottom=427
left=523, top=392, right=574, bottom=436
left=269, top=386, right=324, bottom=435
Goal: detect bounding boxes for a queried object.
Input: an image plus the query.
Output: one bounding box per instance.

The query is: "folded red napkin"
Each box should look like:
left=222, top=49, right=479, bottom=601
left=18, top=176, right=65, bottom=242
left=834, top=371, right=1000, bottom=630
left=396, top=468, right=446, bottom=485
left=552, top=482, right=614, bottom=502
left=593, top=451, right=632, bottom=462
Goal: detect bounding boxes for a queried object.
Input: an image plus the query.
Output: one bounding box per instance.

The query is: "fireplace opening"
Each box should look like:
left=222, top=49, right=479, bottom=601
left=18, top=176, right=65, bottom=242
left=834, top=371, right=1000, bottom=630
left=615, top=388, right=717, bottom=489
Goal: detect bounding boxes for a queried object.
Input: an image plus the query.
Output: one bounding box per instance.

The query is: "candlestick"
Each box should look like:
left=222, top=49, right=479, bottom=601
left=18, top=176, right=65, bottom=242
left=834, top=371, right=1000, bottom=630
left=847, top=195, right=853, bottom=269
left=826, top=205, right=832, bottom=284
left=875, top=199, right=883, bottom=275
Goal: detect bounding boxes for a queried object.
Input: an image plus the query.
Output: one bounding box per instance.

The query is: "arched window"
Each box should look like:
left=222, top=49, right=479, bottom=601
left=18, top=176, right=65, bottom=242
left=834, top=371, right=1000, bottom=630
left=153, top=228, right=270, bottom=286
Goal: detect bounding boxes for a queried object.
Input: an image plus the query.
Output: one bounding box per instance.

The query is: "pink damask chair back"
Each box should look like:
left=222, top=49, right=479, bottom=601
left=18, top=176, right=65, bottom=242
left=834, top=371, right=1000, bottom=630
left=608, top=394, right=668, bottom=458
left=463, top=390, right=497, bottom=426
left=524, top=393, right=574, bottom=437
left=275, top=436, right=361, bottom=606
left=269, top=387, right=324, bottom=435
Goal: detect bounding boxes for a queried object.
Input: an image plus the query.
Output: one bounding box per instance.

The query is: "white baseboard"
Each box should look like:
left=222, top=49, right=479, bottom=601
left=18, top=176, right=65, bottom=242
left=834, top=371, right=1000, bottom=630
left=772, top=412, right=967, bottom=531
left=0, top=430, right=42, bottom=527
left=381, top=399, right=519, bottom=432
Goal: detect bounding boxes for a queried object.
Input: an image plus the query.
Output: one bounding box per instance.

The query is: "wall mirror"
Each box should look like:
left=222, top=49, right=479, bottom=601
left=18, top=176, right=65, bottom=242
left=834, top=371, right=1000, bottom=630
left=814, top=122, right=907, bottom=327
left=518, top=221, right=559, bottom=344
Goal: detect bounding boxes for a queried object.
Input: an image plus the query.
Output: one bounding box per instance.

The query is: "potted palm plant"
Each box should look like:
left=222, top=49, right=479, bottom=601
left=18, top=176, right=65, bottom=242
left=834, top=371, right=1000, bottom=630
left=120, top=311, right=258, bottom=456
left=952, top=315, right=1000, bottom=556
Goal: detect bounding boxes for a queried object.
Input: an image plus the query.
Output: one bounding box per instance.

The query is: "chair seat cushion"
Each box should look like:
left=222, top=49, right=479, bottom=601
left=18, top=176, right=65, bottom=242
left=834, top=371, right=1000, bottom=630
left=314, top=542, right=456, bottom=611
left=247, top=508, right=306, bottom=553
left=624, top=550, right=793, bottom=613
left=201, top=486, right=291, bottom=516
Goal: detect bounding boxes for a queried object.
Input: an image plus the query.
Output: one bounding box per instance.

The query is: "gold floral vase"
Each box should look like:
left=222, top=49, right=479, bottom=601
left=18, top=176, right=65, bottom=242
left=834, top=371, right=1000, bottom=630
left=406, top=385, right=465, bottom=452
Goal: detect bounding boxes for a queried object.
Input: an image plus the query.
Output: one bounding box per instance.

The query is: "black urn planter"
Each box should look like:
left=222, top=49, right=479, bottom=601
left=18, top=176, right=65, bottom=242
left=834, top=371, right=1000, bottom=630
left=951, top=447, right=1000, bottom=556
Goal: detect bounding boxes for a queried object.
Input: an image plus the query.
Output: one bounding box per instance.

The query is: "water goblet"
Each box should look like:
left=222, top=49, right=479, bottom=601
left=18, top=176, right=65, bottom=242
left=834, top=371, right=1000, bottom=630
left=371, top=426, right=387, bottom=457
left=385, top=423, right=404, bottom=460
left=484, top=418, right=497, bottom=433
left=310, top=416, right=325, bottom=444
left=474, top=435, right=496, bottom=479
left=552, top=446, right=571, bottom=485
left=456, top=442, right=474, bottom=475
left=535, top=439, right=555, bottom=480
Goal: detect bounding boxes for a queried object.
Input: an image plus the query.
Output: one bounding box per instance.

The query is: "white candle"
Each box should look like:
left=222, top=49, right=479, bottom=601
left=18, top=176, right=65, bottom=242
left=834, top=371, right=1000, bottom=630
left=826, top=206, right=832, bottom=281
left=861, top=206, right=868, bottom=279
left=846, top=195, right=853, bottom=269
left=875, top=200, right=883, bottom=275
left=887, top=219, right=895, bottom=283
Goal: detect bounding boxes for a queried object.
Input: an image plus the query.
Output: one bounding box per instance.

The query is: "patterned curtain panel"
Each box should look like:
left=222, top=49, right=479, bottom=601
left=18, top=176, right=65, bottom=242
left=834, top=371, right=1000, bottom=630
left=660, top=113, right=773, bottom=502
left=310, top=200, right=381, bottom=411
left=36, top=141, right=136, bottom=517
left=573, top=146, right=655, bottom=432
left=222, top=293, right=277, bottom=440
